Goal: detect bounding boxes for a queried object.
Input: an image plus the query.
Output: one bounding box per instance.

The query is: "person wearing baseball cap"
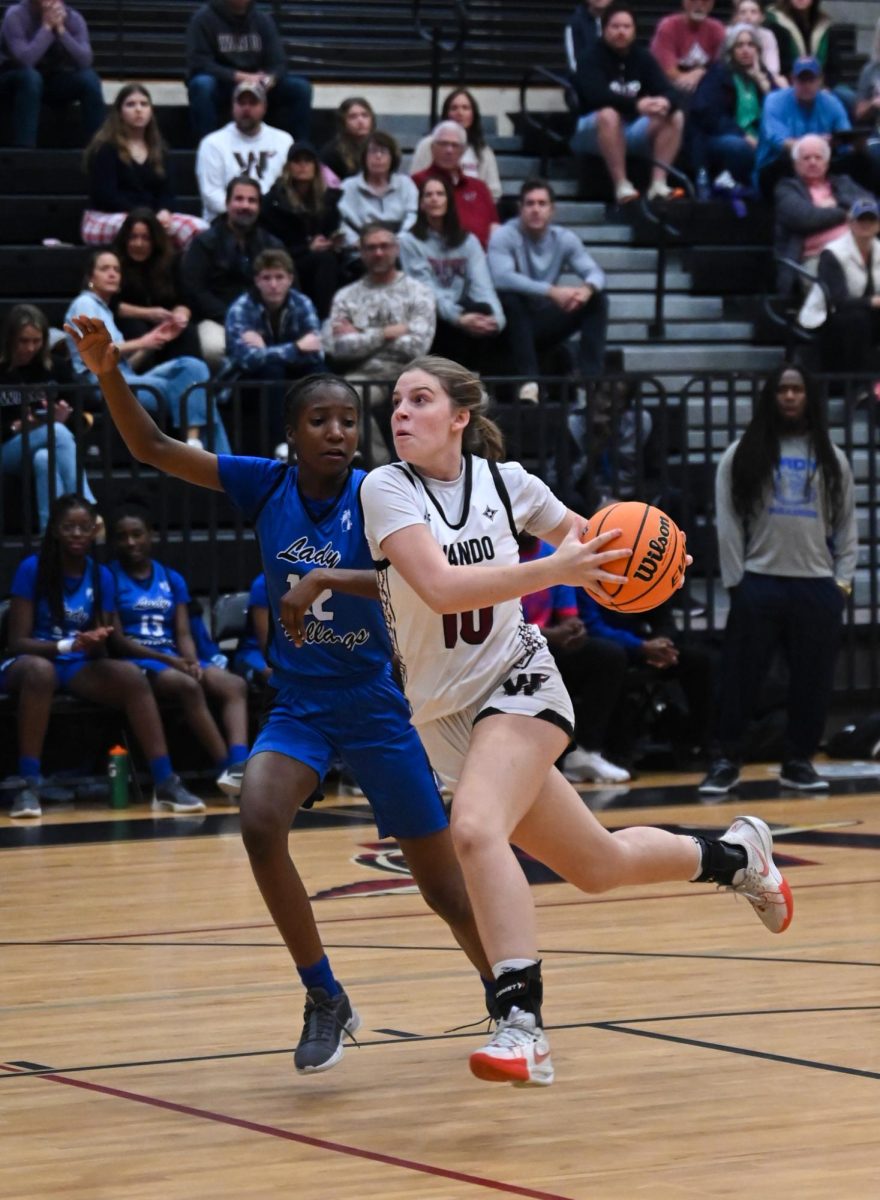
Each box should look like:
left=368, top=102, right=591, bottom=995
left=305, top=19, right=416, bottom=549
left=754, top=47, right=851, bottom=195
left=196, top=76, right=293, bottom=222
left=799, top=194, right=880, bottom=375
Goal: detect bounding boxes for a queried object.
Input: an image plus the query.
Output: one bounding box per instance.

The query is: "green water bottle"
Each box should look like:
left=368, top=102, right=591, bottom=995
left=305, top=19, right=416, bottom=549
left=108, top=745, right=130, bottom=809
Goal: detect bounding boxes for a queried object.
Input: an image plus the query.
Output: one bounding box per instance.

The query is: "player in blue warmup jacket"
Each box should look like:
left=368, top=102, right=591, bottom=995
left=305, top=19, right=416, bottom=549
left=109, top=501, right=250, bottom=797
left=0, top=492, right=204, bottom=818
left=65, top=313, right=491, bottom=1076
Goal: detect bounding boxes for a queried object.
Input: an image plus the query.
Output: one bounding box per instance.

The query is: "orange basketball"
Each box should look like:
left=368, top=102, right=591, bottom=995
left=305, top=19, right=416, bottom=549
left=581, top=501, right=687, bottom=613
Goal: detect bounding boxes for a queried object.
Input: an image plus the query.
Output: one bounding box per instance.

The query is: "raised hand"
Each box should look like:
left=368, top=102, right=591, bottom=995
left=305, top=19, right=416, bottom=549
left=63, top=316, right=121, bottom=377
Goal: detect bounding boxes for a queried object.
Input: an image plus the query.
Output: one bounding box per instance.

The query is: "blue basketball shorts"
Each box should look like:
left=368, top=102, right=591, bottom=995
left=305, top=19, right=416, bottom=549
left=252, top=664, right=448, bottom=840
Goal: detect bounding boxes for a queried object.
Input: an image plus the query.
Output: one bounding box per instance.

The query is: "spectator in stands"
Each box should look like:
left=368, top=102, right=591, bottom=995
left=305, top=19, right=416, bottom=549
left=319, top=95, right=376, bottom=181
left=854, top=17, right=880, bottom=136
left=765, top=0, right=832, bottom=81
left=185, top=0, right=311, bottom=142
left=650, top=0, right=725, bottom=97
left=196, top=80, right=293, bottom=223
left=411, top=120, right=499, bottom=248
left=323, top=221, right=435, bottom=464
left=773, top=133, right=868, bottom=293
left=0, top=493, right=204, bottom=818
left=488, top=179, right=608, bottom=400
left=80, top=84, right=206, bottom=250
left=232, top=571, right=271, bottom=683
left=577, top=591, right=715, bottom=766
left=224, top=247, right=325, bottom=449
left=398, top=175, right=504, bottom=371
left=565, top=0, right=615, bottom=74
left=65, top=249, right=229, bottom=452
left=518, top=532, right=631, bottom=783
left=0, top=303, right=96, bottom=531
left=698, top=364, right=857, bottom=795
left=731, top=0, right=786, bottom=87
left=0, top=0, right=104, bottom=148
left=108, top=499, right=249, bottom=798
left=409, top=89, right=502, bottom=201
left=798, top=199, right=880, bottom=376
left=338, top=131, right=418, bottom=249
left=690, top=23, right=778, bottom=186
left=260, top=142, right=345, bottom=319
left=571, top=6, right=685, bottom=204
left=754, top=56, right=850, bottom=195
left=182, top=175, right=283, bottom=369
left=113, top=209, right=201, bottom=360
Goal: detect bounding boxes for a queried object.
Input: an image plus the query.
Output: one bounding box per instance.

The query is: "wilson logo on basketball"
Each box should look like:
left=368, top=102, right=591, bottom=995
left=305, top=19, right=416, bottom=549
left=632, top=513, right=671, bottom=582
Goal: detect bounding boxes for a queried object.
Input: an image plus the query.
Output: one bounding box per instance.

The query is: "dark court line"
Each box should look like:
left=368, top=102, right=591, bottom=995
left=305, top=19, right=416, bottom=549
left=0, top=1065, right=574, bottom=1200
left=2, top=1004, right=876, bottom=1082
left=3, top=938, right=878, bottom=971
left=597, top=1024, right=880, bottom=1080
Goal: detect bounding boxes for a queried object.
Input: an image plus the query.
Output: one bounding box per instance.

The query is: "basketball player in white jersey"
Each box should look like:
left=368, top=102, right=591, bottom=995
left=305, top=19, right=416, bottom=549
left=286, top=356, right=795, bottom=1088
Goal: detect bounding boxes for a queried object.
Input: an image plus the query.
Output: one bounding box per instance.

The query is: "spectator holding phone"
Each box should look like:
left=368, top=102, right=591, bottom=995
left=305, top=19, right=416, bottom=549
left=0, top=303, right=97, bottom=531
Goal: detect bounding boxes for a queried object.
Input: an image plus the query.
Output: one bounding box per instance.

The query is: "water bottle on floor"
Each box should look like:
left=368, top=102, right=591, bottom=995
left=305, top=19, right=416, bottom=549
left=108, top=745, right=130, bottom=809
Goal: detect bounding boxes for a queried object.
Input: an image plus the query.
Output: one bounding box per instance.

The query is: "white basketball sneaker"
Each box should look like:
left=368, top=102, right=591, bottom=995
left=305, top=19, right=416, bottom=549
left=721, top=815, right=794, bottom=934
left=469, top=1007, right=554, bottom=1087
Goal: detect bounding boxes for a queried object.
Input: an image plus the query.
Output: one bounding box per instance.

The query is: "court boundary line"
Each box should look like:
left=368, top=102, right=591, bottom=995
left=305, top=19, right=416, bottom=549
left=0, top=1064, right=575, bottom=1199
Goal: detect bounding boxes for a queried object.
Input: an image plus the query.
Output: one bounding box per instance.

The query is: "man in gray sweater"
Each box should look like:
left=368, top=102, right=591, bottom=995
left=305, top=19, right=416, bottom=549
left=699, top=364, right=857, bottom=795
left=488, top=178, right=608, bottom=400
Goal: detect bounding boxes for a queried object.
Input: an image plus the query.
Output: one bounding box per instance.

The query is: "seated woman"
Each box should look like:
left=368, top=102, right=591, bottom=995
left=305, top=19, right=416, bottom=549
left=773, top=133, right=870, bottom=294
left=408, top=88, right=502, bottom=201
left=0, top=493, right=203, bottom=818
left=798, top=198, right=880, bottom=377
left=108, top=501, right=249, bottom=798
left=691, top=24, right=777, bottom=186
left=64, top=250, right=230, bottom=453
left=731, top=0, right=788, bottom=88
left=337, top=131, right=418, bottom=249
left=113, top=209, right=201, bottom=360
left=260, top=143, right=345, bottom=319
left=319, top=96, right=376, bottom=181
left=81, top=83, right=207, bottom=250
left=0, top=305, right=97, bottom=532
left=232, top=572, right=272, bottom=685
left=398, top=175, right=504, bottom=371
left=765, top=0, right=833, bottom=79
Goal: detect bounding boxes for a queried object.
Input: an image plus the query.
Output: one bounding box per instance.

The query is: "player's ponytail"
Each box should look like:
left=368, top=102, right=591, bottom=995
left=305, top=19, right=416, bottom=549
left=403, top=356, right=506, bottom=461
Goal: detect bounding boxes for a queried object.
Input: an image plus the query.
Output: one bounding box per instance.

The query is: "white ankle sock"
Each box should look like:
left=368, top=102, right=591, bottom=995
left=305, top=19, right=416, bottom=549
left=492, top=958, right=538, bottom=979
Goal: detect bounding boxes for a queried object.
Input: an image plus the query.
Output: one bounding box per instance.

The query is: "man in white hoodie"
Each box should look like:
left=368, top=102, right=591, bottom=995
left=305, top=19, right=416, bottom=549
left=196, top=80, right=291, bottom=221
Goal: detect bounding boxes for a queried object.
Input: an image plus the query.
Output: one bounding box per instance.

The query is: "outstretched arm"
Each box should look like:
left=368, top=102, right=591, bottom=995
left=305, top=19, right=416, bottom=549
left=63, top=315, right=223, bottom=491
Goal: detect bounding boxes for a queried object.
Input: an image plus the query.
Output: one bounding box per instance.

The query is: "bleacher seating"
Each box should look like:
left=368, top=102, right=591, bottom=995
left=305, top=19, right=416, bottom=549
left=2, top=0, right=879, bottom=710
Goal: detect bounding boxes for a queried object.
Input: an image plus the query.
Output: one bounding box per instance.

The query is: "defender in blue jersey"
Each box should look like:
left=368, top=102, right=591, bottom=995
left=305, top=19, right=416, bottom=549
left=0, top=493, right=203, bottom=818
left=109, top=502, right=250, bottom=797
left=66, top=312, right=491, bottom=1077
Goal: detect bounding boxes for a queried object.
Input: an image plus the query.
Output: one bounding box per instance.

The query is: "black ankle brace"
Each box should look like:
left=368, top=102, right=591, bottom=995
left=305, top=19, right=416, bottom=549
left=691, top=836, right=748, bottom=885
left=494, top=961, right=544, bottom=1024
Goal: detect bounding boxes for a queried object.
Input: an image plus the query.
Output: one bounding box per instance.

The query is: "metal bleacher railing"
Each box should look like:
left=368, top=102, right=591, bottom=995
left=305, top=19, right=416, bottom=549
left=3, top=370, right=879, bottom=704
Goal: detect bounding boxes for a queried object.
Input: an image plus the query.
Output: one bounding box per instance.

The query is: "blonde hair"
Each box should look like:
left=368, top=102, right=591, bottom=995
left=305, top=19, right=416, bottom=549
left=403, top=355, right=506, bottom=461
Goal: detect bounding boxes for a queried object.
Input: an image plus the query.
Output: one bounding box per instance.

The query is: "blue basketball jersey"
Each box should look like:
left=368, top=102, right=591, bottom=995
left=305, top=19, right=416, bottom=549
left=218, top=456, right=392, bottom=686
left=11, top=554, right=116, bottom=657
left=109, top=560, right=190, bottom=653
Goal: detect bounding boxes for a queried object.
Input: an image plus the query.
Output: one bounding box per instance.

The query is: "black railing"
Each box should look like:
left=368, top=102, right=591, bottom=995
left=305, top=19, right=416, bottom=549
left=3, top=370, right=879, bottom=699
left=413, top=0, right=470, bottom=128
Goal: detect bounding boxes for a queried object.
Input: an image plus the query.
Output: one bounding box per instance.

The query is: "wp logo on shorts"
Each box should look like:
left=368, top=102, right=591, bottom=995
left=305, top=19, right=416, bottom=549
left=502, top=672, right=549, bottom=697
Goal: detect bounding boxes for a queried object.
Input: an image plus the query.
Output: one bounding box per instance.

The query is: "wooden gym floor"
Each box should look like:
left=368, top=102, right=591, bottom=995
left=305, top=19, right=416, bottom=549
left=2, top=767, right=879, bottom=1199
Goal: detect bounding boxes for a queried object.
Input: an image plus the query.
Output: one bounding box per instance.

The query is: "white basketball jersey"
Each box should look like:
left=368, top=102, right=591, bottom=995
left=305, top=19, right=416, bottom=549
left=361, top=454, right=567, bottom=725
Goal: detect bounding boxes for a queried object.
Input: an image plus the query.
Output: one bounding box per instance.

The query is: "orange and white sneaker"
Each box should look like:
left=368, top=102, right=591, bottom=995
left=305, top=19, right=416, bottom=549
left=469, top=1007, right=554, bottom=1087
left=722, top=815, right=793, bottom=934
